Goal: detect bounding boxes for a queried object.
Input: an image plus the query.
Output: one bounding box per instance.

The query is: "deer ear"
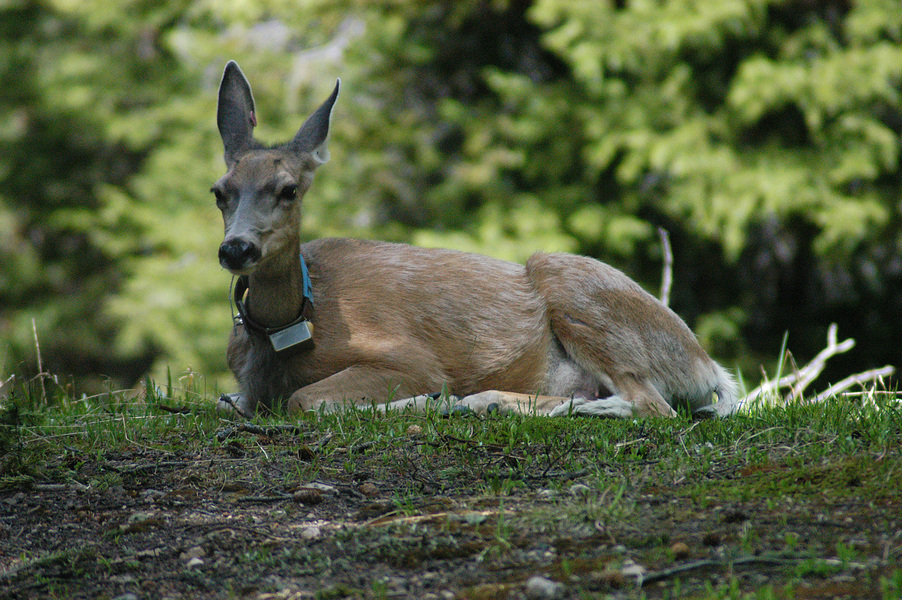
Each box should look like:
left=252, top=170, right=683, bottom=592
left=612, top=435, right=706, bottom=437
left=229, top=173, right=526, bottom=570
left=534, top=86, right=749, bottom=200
left=289, top=79, right=340, bottom=165
left=217, top=61, right=257, bottom=165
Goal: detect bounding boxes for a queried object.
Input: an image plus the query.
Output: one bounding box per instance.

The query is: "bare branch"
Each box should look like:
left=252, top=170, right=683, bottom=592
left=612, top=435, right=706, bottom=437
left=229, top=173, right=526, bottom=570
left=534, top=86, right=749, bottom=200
left=742, top=323, right=856, bottom=405
left=657, top=227, right=673, bottom=307
left=812, top=365, right=896, bottom=403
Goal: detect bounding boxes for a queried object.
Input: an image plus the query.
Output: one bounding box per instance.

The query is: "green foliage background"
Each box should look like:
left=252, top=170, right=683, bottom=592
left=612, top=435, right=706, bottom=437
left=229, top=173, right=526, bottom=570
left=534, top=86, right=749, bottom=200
left=1, top=0, right=900, bottom=394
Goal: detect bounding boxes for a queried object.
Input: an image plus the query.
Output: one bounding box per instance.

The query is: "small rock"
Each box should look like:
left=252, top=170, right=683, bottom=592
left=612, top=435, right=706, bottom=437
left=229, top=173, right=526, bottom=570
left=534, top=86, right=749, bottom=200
left=293, top=488, right=323, bottom=505
left=359, top=482, right=379, bottom=497
left=119, top=511, right=161, bottom=533
left=186, top=556, right=204, bottom=569
left=525, top=575, right=564, bottom=599
left=670, top=541, right=690, bottom=560
left=406, top=424, right=423, bottom=436
left=301, top=525, right=321, bottom=540
left=301, top=482, right=338, bottom=495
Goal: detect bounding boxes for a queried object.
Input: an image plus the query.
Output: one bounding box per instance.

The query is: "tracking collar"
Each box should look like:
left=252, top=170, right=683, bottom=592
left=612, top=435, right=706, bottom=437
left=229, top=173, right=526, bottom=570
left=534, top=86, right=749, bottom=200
left=232, top=253, right=315, bottom=353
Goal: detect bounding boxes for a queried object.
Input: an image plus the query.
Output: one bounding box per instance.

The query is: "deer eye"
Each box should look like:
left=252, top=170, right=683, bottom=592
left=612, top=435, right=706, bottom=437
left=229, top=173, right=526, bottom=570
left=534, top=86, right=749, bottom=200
left=211, top=186, right=227, bottom=209
left=278, top=183, right=299, bottom=202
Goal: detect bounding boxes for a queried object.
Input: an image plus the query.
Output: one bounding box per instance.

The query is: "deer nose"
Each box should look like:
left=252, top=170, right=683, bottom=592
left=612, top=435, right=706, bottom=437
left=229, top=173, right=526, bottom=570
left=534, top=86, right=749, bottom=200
left=219, top=239, right=261, bottom=271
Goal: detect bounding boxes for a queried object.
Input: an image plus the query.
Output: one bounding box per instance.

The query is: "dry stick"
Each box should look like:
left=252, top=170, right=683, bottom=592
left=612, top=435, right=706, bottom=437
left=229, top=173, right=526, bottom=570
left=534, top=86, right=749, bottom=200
left=31, top=318, right=47, bottom=404
left=657, top=227, right=673, bottom=307
left=742, top=323, right=854, bottom=404
left=812, top=365, right=896, bottom=403
left=787, top=324, right=854, bottom=400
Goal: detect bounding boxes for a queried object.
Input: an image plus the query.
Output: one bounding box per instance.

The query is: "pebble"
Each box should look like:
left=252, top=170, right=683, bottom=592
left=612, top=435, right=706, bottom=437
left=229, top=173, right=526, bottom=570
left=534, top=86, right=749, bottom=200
left=293, top=488, right=323, bottom=505
left=359, top=482, right=379, bottom=497
left=671, top=541, right=690, bottom=559
left=301, top=482, right=338, bottom=494
left=301, top=525, right=321, bottom=540
left=525, top=575, right=564, bottom=599
left=406, top=424, right=423, bottom=436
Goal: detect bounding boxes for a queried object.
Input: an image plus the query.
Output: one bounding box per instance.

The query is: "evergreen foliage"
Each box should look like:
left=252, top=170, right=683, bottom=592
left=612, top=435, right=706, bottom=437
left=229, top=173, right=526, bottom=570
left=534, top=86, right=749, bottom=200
left=1, top=0, right=899, bottom=393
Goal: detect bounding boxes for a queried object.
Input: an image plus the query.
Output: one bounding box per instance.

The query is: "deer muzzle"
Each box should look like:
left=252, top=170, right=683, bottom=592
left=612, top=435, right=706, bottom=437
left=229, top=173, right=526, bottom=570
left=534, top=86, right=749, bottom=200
left=219, top=239, right=262, bottom=272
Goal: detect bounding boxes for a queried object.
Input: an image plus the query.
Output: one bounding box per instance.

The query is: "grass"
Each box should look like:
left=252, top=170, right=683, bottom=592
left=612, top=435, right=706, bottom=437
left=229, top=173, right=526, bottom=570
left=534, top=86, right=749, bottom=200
left=0, top=373, right=900, bottom=599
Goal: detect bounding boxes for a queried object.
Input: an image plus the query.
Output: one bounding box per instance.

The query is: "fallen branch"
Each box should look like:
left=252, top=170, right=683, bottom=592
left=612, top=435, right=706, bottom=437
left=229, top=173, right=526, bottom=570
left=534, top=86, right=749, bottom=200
left=741, top=323, right=896, bottom=408
left=812, top=365, right=896, bottom=403
left=642, top=555, right=848, bottom=586
left=215, top=422, right=309, bottom=441
left=742, top=323, right=854, bottom=405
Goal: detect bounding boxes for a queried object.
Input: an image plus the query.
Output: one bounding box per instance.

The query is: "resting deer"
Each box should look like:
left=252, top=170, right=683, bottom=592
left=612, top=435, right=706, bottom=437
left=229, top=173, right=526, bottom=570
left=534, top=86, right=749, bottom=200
left=213, top=61, right=737, bottom=419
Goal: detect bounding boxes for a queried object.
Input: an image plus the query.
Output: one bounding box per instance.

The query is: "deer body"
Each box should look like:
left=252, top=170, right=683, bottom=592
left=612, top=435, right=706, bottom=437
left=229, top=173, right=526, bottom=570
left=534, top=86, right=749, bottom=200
left=213, top=61, right=737, bottom=419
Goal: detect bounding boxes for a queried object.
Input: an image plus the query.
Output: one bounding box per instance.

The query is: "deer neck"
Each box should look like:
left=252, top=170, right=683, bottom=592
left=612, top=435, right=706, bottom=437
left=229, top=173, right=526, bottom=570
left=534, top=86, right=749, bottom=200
left=240, top=245, right=310, bottom=330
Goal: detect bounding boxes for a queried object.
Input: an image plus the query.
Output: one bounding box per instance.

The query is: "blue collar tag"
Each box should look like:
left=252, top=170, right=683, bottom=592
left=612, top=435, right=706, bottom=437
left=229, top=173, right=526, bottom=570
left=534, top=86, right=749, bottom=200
left=300, top=252, right=314, bottom=306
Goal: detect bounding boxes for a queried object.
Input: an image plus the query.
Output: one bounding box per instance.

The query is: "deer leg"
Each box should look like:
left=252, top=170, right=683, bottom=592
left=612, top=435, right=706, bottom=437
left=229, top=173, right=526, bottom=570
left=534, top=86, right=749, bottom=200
left=549, top=374, right=677, bottom=418
left=451, top=391, right=571, bottom=415
left=368, top=390, right=573, bottom=416
left=287, top=365, right=437, bottom=413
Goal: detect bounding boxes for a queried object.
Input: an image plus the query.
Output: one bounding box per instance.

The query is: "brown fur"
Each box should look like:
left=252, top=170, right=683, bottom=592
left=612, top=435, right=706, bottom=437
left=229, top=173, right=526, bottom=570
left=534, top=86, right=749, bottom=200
left=213, top=61, right=737, bottom=419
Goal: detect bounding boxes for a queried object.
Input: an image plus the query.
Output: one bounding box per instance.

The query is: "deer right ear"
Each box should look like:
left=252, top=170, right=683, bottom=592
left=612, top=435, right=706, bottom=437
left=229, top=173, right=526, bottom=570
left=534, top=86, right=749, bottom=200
left=289, top=79, right=340, bottom=165
left=217, top=61, right=257, bottom=165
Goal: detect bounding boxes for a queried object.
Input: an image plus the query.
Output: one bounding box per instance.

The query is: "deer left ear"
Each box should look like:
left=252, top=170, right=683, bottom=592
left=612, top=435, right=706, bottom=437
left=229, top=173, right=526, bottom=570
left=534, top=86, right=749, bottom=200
left=289, top=79, right=340, bottom=165
left=217, top=61, right=258, bottom=165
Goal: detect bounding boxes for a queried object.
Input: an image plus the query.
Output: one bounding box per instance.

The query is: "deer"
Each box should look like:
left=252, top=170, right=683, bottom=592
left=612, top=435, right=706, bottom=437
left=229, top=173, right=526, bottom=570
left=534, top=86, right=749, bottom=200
left=212, top=61, right=738, bottom=420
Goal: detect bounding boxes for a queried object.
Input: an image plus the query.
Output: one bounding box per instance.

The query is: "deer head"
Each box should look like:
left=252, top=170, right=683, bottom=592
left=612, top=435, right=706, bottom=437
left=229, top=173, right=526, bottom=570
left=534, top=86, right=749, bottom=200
left=212, top=61, right=339, bottom=276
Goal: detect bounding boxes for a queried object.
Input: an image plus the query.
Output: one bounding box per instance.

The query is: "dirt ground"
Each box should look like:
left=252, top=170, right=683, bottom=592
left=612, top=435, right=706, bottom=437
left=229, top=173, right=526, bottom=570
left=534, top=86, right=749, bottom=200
left=1, top=419, right=900, bottom=600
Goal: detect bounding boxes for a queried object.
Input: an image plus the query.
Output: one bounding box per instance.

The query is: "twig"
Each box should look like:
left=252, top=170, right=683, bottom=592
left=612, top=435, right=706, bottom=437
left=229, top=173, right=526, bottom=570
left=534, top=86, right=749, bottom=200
left=642, top=555, right=806, bottom=586
left=32, top=318, right=46, bottom=405
left=236, top=493, right=292, bottom=504
left=743, top=323, right=854, bottom=404
left=657, top=227, right=673, bottom=307
left=104, top=461, right=190, bottom=474
left=523, top=468, right=589, bottom=481
left=157, top=404, right=192, bottom=414
left=788, top=325, right=855, bottom=399
left=217, top=393, right=252, bottom=419
left=812, top=365, right=896, bottom=403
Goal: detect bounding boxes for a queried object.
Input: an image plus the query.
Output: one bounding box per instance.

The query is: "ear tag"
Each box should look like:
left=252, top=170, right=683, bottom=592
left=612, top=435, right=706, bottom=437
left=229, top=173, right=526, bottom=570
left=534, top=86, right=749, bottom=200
left=269, top=321, right=314, bottom=353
